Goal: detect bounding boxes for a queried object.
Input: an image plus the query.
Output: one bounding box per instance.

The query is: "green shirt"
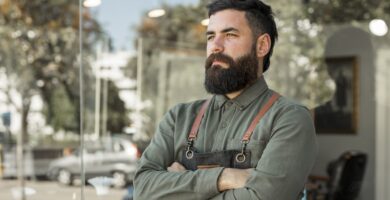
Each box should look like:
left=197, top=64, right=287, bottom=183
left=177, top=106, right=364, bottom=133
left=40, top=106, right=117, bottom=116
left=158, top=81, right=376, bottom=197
left=134, top=77, right=318, bottom=200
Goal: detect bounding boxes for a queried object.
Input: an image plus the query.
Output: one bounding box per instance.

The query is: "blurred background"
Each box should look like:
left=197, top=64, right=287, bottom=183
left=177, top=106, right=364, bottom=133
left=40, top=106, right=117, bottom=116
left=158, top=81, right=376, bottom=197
left=0, top=0, right=389, bottom=199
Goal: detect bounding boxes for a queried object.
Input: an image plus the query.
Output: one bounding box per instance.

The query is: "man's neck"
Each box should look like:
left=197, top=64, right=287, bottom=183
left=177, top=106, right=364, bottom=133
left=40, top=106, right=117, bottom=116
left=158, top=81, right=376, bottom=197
left=224, top=75, right=264, bottom=99
left=226, top=90, right=244, bottom=99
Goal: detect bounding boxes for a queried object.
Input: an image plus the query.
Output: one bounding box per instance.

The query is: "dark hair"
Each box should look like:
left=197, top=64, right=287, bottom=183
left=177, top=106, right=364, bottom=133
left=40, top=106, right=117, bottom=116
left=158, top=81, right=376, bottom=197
left=207, top=0, right=278, bottom=72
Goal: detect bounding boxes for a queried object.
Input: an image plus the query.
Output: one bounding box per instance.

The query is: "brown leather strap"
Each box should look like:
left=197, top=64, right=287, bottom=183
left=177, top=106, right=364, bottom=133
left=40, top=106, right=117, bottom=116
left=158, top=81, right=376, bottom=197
left=188, top=99, right=210, bottom=140
left=188, top=92, right=280, bottom=142
left=242, top=92, right=280, bottom=142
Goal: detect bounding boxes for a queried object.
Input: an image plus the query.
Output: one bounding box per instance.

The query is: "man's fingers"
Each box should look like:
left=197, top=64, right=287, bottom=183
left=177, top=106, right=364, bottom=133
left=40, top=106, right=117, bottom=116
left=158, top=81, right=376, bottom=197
left=167, top=162, right=186, bottom=172
left=172, top=162, right=186, bottom=170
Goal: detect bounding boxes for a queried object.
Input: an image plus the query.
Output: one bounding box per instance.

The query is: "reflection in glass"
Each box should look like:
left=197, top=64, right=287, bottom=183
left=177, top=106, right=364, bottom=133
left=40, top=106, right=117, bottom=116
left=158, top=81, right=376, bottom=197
left=0, top=0, right=389, bottom=199
left=369, top=19, right=388, bottom=36
left=0, top=0, right=84, bottom=199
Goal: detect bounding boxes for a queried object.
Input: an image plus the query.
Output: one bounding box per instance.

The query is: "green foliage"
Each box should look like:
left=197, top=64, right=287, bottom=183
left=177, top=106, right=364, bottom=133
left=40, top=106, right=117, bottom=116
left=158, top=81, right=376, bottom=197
left=262, top=1, right=332, bottom=108
left=304, top=0, right=390, bottom=24
left=137, top=1, right=209, bottom=55
left=0, top=0, right=128, bottom=137
left=104, top=80, right=129, bottom=133
left=47, top=85, right=77, bottom=131
left=0, top=0, right=86, bottom=136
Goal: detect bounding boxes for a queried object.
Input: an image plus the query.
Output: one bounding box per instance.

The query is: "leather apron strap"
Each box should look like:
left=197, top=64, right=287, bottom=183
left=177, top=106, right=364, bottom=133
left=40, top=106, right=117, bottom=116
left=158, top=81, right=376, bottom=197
left=188, top=92, right=280, bottom=142
left=188, top=99, right=211, bottom=141
left=242, top=92, right=280, bottom=142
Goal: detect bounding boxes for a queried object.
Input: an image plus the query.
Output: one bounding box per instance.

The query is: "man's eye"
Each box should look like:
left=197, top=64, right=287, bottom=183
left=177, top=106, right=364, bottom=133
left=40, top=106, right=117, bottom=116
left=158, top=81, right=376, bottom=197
left=207, top=35, right=214, bottom=41
left=226, top=33, right=236, bottom=38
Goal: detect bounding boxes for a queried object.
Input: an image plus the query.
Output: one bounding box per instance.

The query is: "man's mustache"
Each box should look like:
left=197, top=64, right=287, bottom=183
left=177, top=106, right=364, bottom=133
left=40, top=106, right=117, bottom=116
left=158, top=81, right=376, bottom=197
left=205, top=53, right=235, bottom=69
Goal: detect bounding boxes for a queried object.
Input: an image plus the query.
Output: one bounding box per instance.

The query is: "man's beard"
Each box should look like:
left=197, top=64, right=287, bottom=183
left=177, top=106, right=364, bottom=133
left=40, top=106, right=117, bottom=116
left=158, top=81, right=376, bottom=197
left=204, top=48, right=259, bottom=95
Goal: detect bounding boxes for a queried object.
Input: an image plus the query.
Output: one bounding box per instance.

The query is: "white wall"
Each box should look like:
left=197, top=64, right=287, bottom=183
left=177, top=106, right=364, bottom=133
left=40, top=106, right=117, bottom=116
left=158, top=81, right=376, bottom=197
left=375, top=48, right=390, bottom=200
left=311, top=26, right=376, bottom=200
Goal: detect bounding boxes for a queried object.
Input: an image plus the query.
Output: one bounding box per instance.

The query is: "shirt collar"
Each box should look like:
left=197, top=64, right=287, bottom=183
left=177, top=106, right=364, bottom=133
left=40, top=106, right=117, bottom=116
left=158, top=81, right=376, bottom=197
left=213, top=76, right=269, bottom=110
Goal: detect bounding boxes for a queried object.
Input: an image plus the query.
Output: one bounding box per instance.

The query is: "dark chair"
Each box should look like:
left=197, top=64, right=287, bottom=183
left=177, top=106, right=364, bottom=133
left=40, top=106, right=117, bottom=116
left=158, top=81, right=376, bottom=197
left=307, top=151, right=367, bottom=200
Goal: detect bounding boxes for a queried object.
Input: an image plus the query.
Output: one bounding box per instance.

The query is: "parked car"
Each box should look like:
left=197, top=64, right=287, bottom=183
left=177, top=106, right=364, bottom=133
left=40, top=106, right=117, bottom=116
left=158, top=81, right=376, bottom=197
left=2, top=146, right=63, bottom=180
left=47, top=137, right=139, bottom=188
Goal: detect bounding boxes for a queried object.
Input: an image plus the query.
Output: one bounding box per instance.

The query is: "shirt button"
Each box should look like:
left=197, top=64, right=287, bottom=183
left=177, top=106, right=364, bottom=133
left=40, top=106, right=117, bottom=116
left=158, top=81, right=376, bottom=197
left=224, top=102, right=233, bottom=110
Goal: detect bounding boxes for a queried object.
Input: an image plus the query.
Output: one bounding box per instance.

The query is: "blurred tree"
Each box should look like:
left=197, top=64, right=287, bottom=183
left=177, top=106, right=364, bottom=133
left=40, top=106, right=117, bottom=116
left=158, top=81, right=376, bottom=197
left=101, top=80, right=129, bottom=134
left=0, top=0, right=128, bottom=142
left=47, top=85, right=77, bottom=131
left=303, top=0, right=390, bottom=24
left=263, top=0, right=332, bottom=108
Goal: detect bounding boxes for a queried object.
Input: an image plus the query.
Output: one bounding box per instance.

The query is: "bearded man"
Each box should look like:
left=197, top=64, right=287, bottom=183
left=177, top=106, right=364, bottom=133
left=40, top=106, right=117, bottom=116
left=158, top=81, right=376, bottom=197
left=134, top=0, right=318, bottom=199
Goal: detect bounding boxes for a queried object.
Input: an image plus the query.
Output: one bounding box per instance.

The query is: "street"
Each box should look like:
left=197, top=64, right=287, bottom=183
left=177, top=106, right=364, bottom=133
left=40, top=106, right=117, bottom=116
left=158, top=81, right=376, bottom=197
left=0, top=179, right=128, bottom=200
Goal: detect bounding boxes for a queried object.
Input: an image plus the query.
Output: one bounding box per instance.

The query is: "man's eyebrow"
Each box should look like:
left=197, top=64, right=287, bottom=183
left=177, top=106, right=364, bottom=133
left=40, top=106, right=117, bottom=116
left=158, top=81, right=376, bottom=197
left=206, top=30, right=214, bottom=36
left=221, top=27, right=239, bottom=33
left=206, top=27, right=239, bottom=35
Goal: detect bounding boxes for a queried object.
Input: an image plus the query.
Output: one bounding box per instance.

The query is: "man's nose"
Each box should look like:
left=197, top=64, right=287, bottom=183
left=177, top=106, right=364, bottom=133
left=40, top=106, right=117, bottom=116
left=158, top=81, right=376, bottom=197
left=210, top=37, right=224, bottom=54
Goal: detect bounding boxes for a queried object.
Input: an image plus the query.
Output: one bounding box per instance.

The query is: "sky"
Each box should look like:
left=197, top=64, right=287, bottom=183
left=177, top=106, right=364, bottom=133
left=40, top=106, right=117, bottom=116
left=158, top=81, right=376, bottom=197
left=90, top=0, right=200, bottom=52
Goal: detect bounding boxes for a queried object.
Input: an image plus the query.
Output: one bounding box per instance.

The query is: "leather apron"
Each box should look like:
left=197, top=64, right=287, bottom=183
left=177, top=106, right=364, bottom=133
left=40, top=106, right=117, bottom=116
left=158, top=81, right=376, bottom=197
left=181, top=92, right=280, bottom=171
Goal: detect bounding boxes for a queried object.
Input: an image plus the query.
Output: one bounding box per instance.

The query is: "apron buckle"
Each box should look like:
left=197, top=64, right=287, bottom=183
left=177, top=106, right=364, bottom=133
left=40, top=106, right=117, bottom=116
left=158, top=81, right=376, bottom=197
left=185, top=139, right=194, bottom=159
left=235, top=152, right=246, bottom=163
left=185, top=149, right=194, bottom=159
left=235, top=140, right=248, bottom=163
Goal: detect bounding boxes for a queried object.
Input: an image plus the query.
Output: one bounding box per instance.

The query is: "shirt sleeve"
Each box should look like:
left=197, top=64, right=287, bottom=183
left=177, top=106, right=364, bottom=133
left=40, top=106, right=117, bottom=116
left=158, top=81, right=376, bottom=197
left=133, top=105, right=225, bottom=200
left=209, top=104, right=318, bottom=200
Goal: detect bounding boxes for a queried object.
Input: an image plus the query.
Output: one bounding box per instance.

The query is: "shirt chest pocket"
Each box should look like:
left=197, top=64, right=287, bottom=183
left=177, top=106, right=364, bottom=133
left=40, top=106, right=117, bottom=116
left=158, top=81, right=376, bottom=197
left=227, top=139, right=267, bottom=168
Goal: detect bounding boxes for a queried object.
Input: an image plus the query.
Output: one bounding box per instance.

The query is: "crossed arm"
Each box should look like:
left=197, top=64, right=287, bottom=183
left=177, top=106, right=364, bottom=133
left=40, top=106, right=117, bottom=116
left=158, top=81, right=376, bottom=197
left=133, top=105, right=318, bottom=200
left=168, top=162, right=252, bottom=192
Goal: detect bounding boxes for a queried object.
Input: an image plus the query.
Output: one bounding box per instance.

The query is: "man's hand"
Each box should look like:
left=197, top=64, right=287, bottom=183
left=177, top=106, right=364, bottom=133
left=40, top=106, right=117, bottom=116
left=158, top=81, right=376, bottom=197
left=217, top=168, right=253, bottom=192
left=167, top=162, right=187, bottom=172
left=167, top=162, right=252, bottom=191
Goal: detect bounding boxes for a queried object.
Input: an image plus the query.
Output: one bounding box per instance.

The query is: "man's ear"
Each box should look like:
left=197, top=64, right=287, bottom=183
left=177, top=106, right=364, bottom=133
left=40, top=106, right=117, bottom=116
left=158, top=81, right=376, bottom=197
left=256, top=33, right=271, bottom=58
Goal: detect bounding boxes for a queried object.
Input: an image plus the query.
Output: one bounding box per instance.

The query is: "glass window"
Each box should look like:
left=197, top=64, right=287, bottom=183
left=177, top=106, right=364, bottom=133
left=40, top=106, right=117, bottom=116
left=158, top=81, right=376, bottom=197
left=0, top=0, right=81, bottom=199
left=1, top=0, right=389, bottom=199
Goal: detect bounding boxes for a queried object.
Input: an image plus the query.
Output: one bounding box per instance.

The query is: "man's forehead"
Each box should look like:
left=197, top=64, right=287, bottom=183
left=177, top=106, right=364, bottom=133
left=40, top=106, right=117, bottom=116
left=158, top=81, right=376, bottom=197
left=207, top=9, right=248, bottom=32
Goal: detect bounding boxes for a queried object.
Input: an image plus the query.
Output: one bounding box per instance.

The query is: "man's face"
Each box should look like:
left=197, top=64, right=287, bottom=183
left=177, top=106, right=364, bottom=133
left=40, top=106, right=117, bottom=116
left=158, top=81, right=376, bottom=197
left=204, top=9, right=259, bottom=95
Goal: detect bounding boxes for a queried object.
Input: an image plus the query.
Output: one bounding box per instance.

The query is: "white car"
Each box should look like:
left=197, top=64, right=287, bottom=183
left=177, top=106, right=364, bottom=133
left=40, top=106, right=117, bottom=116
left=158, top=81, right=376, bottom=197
left=47, top=137, right=139, bottom=188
